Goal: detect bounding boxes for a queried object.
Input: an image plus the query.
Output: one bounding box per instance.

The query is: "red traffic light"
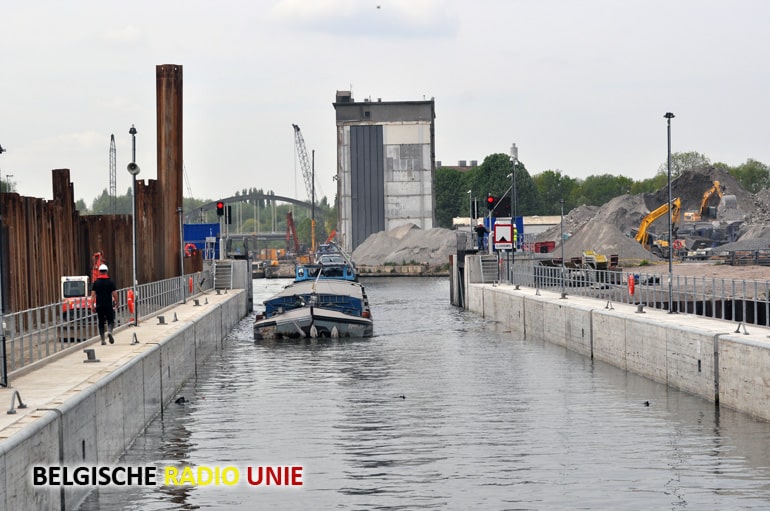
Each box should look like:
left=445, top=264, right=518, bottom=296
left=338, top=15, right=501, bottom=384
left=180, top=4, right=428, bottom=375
left=486, top=194, right=496, bottom=210
left=216, top=201, right=225, bottom=216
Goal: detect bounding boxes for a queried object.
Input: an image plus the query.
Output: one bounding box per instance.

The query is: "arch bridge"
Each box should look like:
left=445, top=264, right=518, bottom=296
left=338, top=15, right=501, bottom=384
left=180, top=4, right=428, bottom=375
left=183, top=192, right=314, bottom=222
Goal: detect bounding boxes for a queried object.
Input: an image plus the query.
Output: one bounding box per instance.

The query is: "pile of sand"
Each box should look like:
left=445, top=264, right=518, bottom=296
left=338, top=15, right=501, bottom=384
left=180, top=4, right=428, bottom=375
left=352, top=223, right=456, bottom=267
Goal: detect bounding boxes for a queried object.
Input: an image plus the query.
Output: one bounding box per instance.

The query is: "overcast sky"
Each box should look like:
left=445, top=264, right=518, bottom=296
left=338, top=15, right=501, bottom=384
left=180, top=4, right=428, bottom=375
left=1, top=0, right=768, bottom=206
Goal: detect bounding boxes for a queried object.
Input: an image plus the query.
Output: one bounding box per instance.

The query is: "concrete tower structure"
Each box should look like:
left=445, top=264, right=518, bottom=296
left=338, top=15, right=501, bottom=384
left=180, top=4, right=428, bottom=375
left=333, top=91, right=436, bottom=253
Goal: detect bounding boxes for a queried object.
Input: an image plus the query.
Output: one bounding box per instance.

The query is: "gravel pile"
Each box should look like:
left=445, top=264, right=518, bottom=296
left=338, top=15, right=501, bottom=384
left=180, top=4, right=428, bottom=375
left=535, top=165, right=770, bottom=262
left=352, top=166, right=770, bottom=267
left=352, top=223, right=457, bottom=267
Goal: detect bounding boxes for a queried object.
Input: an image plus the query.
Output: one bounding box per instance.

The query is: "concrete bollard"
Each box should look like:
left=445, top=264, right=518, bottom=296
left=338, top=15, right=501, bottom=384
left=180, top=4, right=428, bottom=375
left=83, top=349, right=100, bottom=363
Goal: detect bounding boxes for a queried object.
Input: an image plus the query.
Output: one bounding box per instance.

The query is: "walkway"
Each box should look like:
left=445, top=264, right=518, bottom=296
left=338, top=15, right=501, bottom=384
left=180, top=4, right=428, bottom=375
left=0, top=291, right=236, bottom=441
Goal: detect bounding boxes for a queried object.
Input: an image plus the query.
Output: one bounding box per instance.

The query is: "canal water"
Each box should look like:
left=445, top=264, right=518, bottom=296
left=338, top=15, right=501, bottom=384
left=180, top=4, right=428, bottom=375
left=79, top=277, right=770, bottom=510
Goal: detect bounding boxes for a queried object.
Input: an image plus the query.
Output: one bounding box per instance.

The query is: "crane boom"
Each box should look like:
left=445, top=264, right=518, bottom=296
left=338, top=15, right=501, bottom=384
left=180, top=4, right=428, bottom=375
left=635, top=197, right=681, bottom=249
left=292, top=124, right=314, bottom=204
left=286, top=211, right=300, bottom=253
left=699, top=180, right=723, bottom=216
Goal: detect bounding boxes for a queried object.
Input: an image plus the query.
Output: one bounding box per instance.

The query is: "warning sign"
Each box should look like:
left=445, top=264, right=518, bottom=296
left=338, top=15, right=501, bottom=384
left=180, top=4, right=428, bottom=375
left=493, top=223, right=513, bottom=250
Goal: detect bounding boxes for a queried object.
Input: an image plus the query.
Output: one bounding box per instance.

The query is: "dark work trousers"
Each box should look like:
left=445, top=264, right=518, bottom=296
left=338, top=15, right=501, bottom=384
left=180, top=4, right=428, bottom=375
left=96, top=306, right=115, bottom=338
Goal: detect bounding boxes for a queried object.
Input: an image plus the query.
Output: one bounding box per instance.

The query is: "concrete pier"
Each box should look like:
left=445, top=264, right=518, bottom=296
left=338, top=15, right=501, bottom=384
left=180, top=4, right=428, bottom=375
left=0, top=289, right=247, bottom=510
left=467, top=281, right=770, bottom=423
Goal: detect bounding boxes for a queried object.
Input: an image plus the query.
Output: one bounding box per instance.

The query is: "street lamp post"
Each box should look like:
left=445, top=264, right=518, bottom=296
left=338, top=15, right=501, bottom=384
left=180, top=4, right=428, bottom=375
left=0, top=144, right=6, bottom=386
left=664, top=112, right=675, bottom=313
left=468, top=190, right=473, bottom=226
left=510, top=143, right=518, bottom=219
left=467, top=190, right=472, bottom=239
left=127, top=125, right=141, bottom=326
left=505, top=173, right=515, bottom=284
left=487, top=207, right=494, bottom=255
left=560, top=198, right=566, bottom=299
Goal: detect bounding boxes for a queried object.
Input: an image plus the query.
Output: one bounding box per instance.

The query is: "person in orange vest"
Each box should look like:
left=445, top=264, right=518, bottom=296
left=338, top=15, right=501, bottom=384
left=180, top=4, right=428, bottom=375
left=91, top=263, right=118, bottom=345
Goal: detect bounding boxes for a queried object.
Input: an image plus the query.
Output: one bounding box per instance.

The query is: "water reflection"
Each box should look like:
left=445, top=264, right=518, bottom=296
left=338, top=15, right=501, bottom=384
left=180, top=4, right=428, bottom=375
left=79, top=277, right=770, bottom=510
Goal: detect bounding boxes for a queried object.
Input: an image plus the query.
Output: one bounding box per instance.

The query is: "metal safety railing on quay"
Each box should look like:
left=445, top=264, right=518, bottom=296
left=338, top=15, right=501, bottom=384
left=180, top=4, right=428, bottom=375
left=500, top=259, right=770, bottom=327
left=0, top=271, right=212, bottom=387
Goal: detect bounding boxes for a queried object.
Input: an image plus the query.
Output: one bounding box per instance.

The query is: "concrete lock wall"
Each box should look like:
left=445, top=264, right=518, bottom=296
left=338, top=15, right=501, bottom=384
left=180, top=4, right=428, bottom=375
left=0, top=290, right=247, bottom=510
left=466, top=264, right=770, bottom=423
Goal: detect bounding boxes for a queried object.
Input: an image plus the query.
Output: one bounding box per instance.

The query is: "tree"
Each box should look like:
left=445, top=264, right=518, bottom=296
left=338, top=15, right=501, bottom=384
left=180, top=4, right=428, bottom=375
left=508, top=160, right=538, bottom=217
left=532, top=170, right=579, bottom=215
left=435, top=166, right=470, bottom=228
left=89, top=189, right=111, bottom=214
left=571, top=174, right=634, bottom=207
left=729, top=158, right=770, bottom=193
left=467, top=153, right=537, bottom=217
left=657, top=151, right=711, bottom=178
left=630, top=174, right=667, bottom=195
left=0, top=177, right=15, bottom=193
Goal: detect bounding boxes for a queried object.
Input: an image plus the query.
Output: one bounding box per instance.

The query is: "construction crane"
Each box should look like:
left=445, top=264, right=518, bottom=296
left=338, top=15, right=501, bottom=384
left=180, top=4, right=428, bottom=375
left=109, top=134, right=116, bottom=214
left=292, top=124, right=314, bottom=204
left=292, top=124, right=316, bottom=250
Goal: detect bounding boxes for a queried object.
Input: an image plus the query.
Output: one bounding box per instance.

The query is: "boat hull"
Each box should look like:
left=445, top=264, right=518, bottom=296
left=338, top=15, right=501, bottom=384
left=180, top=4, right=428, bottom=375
left=254, top=305, right=373, bottom=340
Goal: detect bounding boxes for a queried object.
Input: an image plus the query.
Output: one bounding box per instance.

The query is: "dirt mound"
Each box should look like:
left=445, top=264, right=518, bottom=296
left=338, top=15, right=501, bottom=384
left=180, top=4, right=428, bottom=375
left=352, top=224, right=456, bottom=267
left=534, top=166, right=770, bottom=263
left=652, top=166, right=750, bottom=215
left=535, top=195, right=656, bottom=261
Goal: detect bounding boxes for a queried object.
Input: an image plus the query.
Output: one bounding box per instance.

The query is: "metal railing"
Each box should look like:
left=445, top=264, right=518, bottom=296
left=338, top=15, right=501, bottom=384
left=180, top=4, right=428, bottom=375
left=494, top=258, right=770, bottom=327
left=1, top=271, right=212, bottom=386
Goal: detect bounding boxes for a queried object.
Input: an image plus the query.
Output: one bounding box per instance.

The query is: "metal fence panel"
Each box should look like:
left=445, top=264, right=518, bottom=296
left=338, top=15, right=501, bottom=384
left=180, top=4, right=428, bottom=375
left=0, top=271, right=212, bottom=387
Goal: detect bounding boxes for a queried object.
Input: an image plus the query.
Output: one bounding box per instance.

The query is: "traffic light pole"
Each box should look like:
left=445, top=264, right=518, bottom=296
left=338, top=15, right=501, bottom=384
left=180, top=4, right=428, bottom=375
left=488, top=210, right=493, bottom=255
left=216, top=201, right=224, bottom=260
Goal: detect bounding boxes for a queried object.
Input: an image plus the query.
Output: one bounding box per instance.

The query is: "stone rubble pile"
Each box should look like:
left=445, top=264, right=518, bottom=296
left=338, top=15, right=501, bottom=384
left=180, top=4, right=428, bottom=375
left=352, top=166, right=770, bottom=267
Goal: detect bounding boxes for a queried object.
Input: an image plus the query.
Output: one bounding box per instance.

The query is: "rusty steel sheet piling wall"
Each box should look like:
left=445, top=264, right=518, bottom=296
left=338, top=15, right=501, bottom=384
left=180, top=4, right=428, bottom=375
left=0, top=167, right=180, bottom=312
left=0, top=63, right=186, bottom=312
left=0, top=170, right=133, bottom=312
left=156, top=64, right=184, bottom=280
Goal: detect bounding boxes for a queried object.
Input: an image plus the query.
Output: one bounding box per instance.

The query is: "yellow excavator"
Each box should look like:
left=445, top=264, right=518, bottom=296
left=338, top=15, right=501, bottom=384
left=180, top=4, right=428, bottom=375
left=634, top=197, right=682, bottom=257
left=683, top=180, right=723, bottom=222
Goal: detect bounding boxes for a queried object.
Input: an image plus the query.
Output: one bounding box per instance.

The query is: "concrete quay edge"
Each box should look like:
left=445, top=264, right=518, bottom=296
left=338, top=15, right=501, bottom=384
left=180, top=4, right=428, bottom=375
left=0, top=291, right=238, bottom=437
left=0, top=289, right=247, bottom=511
left=467, top=282, right=770, bottom=422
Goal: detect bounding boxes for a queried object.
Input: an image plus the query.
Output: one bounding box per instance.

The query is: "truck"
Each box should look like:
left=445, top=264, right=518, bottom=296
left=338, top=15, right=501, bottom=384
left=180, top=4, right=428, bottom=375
left=61, top=275, right=90, bottom=314
left=59, top=251, right=105, bottom=341
left=59, top=275, right=94, bottom=341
